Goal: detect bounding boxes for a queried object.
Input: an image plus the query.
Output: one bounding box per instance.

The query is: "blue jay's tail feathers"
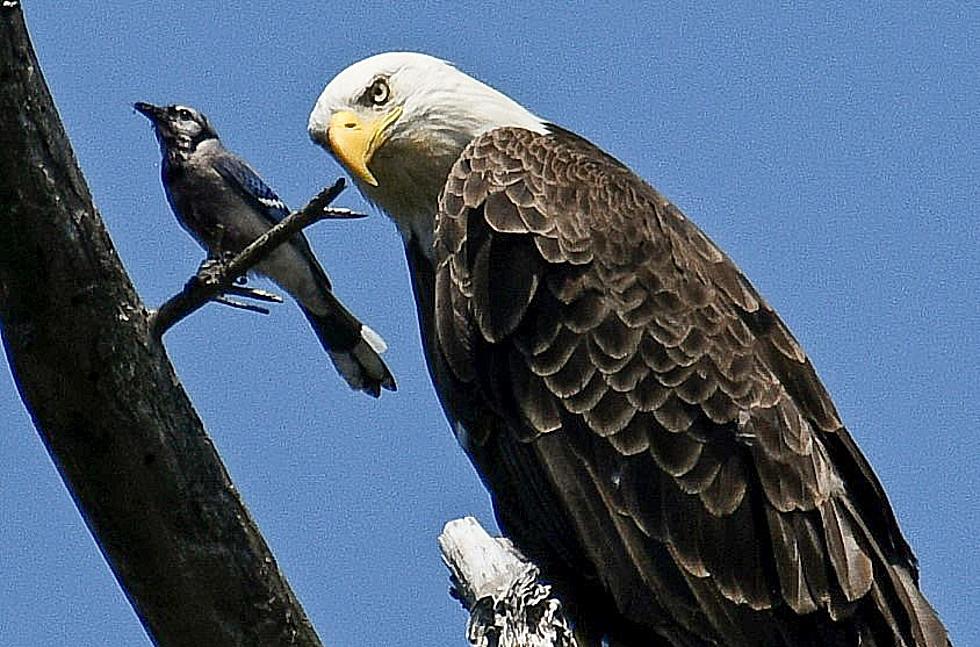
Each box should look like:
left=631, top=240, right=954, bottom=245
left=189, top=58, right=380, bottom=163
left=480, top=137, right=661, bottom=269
left=300, top=297, right=396, bottom=397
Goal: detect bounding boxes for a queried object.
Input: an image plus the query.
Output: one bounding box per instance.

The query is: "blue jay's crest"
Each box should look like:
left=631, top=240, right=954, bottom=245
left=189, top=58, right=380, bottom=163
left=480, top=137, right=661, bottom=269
left=135, top=102, right=218, bottom=158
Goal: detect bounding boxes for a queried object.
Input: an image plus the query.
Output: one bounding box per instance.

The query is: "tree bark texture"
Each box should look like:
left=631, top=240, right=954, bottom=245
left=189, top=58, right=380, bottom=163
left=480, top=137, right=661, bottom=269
left=0, top=6, right=323, bottom=646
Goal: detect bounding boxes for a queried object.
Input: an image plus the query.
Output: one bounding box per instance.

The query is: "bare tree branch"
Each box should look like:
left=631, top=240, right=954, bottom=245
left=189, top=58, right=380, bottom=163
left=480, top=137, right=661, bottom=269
left=224, top=284, right=284, bottom=303
left=0, top=6, right=324, bottom=646
left=150, top=180, right=365, bottom=340
left=212, top=293, right=275, bottom=315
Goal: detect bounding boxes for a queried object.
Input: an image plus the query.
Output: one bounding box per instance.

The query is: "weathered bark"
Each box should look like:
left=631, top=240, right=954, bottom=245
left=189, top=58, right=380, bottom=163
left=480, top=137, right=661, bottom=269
left=440, top=517, right=576, bottom=647
left=0, top=5, right=323, bottom=646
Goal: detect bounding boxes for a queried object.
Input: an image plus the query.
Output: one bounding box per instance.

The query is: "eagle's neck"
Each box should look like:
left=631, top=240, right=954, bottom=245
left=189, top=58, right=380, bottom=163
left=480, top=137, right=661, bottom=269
left=361, top=134, right=464, bottom=263
left=361, top=95, right=548, bottom=263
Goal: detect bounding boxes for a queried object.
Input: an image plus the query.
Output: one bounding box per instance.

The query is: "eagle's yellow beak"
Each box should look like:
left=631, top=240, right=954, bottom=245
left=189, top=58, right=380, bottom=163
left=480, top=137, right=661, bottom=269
left=326, top=107, right=402, bottom=187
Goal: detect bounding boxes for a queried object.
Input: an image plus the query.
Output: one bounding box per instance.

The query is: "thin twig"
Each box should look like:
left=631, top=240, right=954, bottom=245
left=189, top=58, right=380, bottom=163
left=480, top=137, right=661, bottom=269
left=223, top=284, right=283, bottom=303
left=213, top=296, right=272, bottom=315
left=150, top=178, right=359, bottom=340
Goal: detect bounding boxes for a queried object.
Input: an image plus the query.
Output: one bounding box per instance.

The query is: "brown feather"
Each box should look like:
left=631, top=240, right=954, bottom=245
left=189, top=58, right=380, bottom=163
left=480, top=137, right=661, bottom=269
left=425, top=126, right=947, bottom=646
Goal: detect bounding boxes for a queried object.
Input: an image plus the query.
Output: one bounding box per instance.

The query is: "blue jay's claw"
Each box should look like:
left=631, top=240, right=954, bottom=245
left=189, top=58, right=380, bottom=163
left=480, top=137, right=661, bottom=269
left=213, top=251, right=247, bottom=284
left=195, top=258, right=226, bottom=287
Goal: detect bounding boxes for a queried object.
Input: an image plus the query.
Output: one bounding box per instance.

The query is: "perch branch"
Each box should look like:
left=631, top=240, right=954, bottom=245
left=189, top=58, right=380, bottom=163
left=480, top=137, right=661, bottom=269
left=150, top=178, right=365, bottom=339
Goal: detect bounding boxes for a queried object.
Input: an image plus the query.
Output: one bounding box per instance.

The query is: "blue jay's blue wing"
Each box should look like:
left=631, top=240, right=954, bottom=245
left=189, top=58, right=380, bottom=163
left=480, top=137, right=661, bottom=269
left=212, top=153, right=330, bottom=284
left=212, top=154, right=291, bottom=225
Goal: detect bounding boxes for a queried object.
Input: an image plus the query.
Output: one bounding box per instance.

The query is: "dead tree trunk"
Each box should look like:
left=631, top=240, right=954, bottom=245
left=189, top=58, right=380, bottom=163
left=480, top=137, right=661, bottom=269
left=440, top=517, right=576, bottom=647
left=0, top=5, right=323, bottom=646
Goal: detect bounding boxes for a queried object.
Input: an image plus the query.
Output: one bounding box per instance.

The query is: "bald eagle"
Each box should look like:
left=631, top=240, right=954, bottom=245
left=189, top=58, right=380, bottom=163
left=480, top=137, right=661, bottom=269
left=309, top=53, right=948, bottom=647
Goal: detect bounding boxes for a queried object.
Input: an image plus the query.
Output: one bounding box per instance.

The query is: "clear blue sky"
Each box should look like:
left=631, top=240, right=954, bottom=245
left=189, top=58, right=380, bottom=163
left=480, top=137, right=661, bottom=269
left=2, top=3, right=977, bottom=645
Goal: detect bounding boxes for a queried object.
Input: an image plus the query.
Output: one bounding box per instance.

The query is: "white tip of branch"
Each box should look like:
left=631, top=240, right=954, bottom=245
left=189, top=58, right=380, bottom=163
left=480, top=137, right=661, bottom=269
left=439, top=517, right=527, bottom=604
left=439, top=517, right=577, bottom=647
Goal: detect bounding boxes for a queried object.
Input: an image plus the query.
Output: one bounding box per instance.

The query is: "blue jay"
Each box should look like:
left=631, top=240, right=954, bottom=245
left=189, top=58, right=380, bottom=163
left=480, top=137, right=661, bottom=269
left=135, top=102, right=395, bottom=396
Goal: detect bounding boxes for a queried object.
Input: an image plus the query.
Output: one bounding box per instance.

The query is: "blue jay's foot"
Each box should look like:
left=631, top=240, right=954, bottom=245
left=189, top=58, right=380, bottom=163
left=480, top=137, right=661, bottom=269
left=194, top=257, right=227, bottom=287
left=212, top=251, right=250, bottom=284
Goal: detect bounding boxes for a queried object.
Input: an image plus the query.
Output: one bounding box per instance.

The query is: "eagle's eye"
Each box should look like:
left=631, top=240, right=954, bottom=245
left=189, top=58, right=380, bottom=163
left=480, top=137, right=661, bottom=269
left=369, top=79, right=390, bottom=106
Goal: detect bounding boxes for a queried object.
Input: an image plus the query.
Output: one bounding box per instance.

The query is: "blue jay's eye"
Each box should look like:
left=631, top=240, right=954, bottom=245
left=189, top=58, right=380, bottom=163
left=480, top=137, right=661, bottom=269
left=177, top=108, right=193, bottom=121
left=369, top=79, right=390, bottom=105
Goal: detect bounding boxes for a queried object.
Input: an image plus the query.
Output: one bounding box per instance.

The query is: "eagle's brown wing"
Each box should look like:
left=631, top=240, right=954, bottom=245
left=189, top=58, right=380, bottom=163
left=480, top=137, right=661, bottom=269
left=429, top=126, right=947, bottom=646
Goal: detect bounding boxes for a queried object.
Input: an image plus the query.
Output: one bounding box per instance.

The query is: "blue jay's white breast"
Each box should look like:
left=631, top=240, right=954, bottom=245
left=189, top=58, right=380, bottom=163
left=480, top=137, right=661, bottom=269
left=171, top=156, right=267, bottom=249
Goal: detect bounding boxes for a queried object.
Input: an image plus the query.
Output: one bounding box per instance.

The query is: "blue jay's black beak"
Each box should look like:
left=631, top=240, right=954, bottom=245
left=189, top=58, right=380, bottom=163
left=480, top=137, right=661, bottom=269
left=134, top=101, right=163, bottom=121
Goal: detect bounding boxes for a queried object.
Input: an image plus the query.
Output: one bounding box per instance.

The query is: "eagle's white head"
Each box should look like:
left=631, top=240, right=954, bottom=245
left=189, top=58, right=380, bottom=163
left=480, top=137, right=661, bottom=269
left=308, top=52, right=547, bottom=250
